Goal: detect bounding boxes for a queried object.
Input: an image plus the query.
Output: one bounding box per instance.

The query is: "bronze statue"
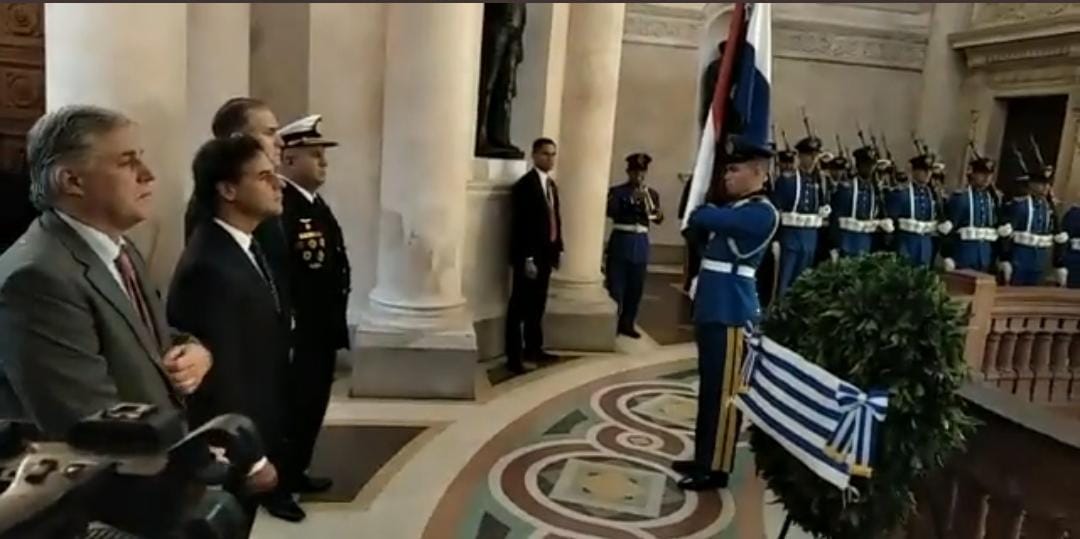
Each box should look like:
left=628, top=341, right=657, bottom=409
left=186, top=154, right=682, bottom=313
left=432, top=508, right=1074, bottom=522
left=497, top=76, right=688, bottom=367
left=476, top=3, right=526, bottom=159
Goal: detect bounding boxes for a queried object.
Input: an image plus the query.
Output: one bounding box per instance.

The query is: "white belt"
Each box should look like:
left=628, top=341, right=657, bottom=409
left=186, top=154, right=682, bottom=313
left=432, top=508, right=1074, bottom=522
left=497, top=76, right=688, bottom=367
left=897, top=218, right=937, bottom=235
left=612, top=223, right=649, bottom=234
left=837, top=217, right=877, bottom=234
left=1012, top=231, right=1053, bottom=248
left=958, top=227, right=998, bottom=242
left=701, top=259, right=757, bottom=279
left=780, top=212, right=824, bottom=228
left=1072, top=238, right=1080, bottom=251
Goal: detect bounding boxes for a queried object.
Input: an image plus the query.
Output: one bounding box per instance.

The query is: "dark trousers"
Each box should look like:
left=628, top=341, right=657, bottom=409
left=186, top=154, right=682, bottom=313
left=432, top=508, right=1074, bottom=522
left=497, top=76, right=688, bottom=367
left=284, top=340, right=338, bottom=486
left=606, top=259, right=647, bottom=332
left=693, top=324, right=745, bottom=474
left=504, top=262, right=552, bottom=368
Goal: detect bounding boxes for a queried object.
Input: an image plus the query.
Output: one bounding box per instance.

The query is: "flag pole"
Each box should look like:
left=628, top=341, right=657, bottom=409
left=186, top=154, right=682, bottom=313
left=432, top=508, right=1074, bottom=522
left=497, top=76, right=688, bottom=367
left=681, top=2, right=747, bottom=233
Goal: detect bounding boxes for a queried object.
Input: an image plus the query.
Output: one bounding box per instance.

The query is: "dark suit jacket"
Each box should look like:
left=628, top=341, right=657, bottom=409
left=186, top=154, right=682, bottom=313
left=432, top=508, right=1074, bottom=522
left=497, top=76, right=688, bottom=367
left=167, top=221, right=291, bottom=456
left=509, top=169, right=563, bottom=268
left=0, top=211, right=182, bottom=437
left=281, top=183, right=351, bottom=350
left=184, top=196, right=289, bottom=280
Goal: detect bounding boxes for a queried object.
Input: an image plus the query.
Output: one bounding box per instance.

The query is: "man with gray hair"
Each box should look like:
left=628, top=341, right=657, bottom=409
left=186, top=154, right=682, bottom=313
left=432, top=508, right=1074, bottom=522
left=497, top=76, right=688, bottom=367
left=0, top=105, right=218, bottom=437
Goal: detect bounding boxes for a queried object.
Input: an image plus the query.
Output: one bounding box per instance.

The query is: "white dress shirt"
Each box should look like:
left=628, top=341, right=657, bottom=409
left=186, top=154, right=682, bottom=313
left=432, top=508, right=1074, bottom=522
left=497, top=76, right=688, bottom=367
left=213, top=218, right=264, bottom=275
left=283, top=177, right=317, bottom=204
left=56, top=211, right=126, bottom=293
left=536, top=168, right=552, bottom=201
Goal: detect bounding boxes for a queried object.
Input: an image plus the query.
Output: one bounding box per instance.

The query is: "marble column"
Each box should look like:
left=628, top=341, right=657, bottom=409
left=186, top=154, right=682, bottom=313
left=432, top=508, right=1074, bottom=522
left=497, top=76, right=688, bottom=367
left=187, top=3, right=250, bottom=183
left=916, top=3, right=973, bottom=187
left=543, top=3, right=625, bottom=353
left=352, top=3, right=483, bottom=400
left=512, top=3, right=570, bottom=146
left=249, top=2, right=309, bottom=123
left=307, top=3, right=387, bottom=332
left=46, top=4, right=187, bottom=289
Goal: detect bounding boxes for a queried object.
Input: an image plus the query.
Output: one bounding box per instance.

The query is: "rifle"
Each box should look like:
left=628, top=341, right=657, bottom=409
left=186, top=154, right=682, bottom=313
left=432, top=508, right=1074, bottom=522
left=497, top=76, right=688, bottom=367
left=801, top=106, right=814, bottom=139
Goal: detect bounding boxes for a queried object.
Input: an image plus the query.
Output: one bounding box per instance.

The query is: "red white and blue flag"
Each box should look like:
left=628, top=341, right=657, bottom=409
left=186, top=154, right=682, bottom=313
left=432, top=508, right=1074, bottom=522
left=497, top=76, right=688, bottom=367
left=681, top=3, right=772, bottom=230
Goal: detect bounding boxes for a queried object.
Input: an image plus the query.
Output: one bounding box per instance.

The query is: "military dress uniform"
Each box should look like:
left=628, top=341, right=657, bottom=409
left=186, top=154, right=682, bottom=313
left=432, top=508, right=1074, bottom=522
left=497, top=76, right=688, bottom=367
left=941, top=158, right=1002, bottom=273
left=1002, top=168, right=1066, bottom=286
left=884, top=155, right=940, bottom=267
left=674, top=136, right=778, bottom=491
left=1059, top=206, right=1080, bottom=288
left=277, top=115, right=351, bottom=490
left=830, top=147, right=888, bottom=258
left=606, top=153, right=663, bottom=338
left=771, top=137, right=829, bottom=293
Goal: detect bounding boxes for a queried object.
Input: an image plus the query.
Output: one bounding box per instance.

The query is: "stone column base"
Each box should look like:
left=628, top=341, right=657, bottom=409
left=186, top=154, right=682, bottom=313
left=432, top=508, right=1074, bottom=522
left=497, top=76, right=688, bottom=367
left=543, top=280, right=617, bottom=353
left=351, top=322, right=478, bottom=400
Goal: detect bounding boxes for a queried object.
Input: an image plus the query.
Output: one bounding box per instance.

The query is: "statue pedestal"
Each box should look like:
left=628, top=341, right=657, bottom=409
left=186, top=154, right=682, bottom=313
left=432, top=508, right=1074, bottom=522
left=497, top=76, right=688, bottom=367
left=467, top=158, right=527, bottom=365
left=473, top=157, right=528, bottom=184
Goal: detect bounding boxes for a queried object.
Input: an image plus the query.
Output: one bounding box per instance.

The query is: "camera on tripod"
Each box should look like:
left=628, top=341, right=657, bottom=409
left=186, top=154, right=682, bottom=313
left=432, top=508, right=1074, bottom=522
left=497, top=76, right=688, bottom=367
left=0, top=402, right=267, bottom=539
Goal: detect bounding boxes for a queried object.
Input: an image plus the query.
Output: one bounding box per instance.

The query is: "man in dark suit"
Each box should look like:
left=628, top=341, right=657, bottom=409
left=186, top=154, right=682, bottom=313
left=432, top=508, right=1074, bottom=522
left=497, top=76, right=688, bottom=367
left=504, top=138, right=563, bottom=374
left=168, top=135, right=302, bottom=522
left=276, top=114, right=350, bottom=494
left=0, top=105, right=216, bottom=437
left=184, top=97, right=288, bottom=278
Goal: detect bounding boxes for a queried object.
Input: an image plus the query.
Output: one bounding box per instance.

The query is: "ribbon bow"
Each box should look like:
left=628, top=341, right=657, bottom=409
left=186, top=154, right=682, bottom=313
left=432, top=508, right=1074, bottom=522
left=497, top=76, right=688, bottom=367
left=739, top=324, right=762, bottom=392
left=827, top=383, right=889, bottom=477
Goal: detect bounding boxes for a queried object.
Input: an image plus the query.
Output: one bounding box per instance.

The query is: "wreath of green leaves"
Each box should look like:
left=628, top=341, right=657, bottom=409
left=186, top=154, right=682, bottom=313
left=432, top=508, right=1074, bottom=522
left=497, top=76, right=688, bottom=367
left=753, top=254, right=976, bottom=537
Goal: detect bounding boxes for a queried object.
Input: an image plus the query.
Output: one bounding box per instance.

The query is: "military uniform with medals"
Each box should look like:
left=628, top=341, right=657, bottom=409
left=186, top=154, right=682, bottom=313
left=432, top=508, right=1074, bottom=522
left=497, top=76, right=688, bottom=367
left=278, top=115, right=351, bottom=491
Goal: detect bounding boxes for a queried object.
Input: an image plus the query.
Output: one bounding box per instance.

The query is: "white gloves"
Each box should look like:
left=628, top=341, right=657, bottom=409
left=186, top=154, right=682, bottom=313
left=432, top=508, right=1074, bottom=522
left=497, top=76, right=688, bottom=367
left=997, top=224, right=1013, bottom=238
left=1055, top=232, right=1070, bottom=244
left=688, top=276, right=698, bottom=299
left=818, top=205, right=832, bottom=218
left=879, top=219, right=895, bottom=234
left=1056, top=267, right=1068, bottom=287
left=938, top=221, right=954, bottom=236
left=830, top=249, right=840, bottom=262
left=943, top=258, right=956, bottom=272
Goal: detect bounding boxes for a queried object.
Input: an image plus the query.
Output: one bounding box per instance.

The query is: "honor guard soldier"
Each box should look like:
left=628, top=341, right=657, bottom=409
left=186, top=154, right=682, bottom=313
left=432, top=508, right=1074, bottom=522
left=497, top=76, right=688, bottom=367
left=277, top=114, right=351, bottom=493
left=1000, top=151, right=1067, bottom=286
left=1058, top=205, right=1080, bottom=288
left=606, top=153, right=663, bottom=338
left=830, top=146, right=889, bottom=258
left=884, top=154, right=939, bottom=267
left=941, top=156, right=1003, bottom=273
left=771, top=135, right=830, bottom=294
left=672, top=135, right=779, bottom=491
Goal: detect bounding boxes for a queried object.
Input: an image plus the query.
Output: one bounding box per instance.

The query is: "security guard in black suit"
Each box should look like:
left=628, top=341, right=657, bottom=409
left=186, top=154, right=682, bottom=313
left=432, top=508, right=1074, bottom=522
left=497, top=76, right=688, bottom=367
left=277, top=114, right=351, bottom=495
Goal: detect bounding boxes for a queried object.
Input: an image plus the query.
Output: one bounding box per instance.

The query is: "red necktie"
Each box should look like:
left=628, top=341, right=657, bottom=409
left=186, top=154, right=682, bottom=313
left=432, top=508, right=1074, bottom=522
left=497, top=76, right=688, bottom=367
left=115, top=246, right=160, bottom=349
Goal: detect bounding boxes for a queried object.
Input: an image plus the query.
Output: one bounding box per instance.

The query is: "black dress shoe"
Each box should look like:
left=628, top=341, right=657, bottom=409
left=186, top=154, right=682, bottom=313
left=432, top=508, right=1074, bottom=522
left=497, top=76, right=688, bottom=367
left=507, top=362, right=533, bottom=375
left=262, top=494, right=307, bottom=523
left=618, top=327, right=642, bottom=339
left=294, top=474, right=333, bottom=494
left=671, top=459, right=698, bottom=475
left=532, top=351, right=559, bottom=364
left=677, top=471, right=730, bottom=491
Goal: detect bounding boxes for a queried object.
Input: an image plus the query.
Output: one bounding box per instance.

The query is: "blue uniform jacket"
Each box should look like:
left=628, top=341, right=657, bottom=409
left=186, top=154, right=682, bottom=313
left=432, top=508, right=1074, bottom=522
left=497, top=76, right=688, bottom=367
left=606, top=182, right=661, bottom=265
left=771, top=170, right=823, bottom=252
left=689, top=194, right=779, bottom=326
left=945, top=186, right=998, bottom=230
left=830, top=176, right=880, bottom=254
left=1005, top=195, right=1058, bottom=274
left=1061, top=206, right=1080, bottom=286
left=885, top=182, right=937, bottom=223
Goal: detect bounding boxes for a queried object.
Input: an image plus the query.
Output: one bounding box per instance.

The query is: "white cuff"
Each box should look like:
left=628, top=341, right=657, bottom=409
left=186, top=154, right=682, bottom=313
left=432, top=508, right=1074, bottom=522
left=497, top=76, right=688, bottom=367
left=938, top=221, right=954, bottom=236
left=818, top=205, right=832, bottom=218
left=248, top=456, right=270, bottom=477
left=997, top=224, right=1013, bottom=238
